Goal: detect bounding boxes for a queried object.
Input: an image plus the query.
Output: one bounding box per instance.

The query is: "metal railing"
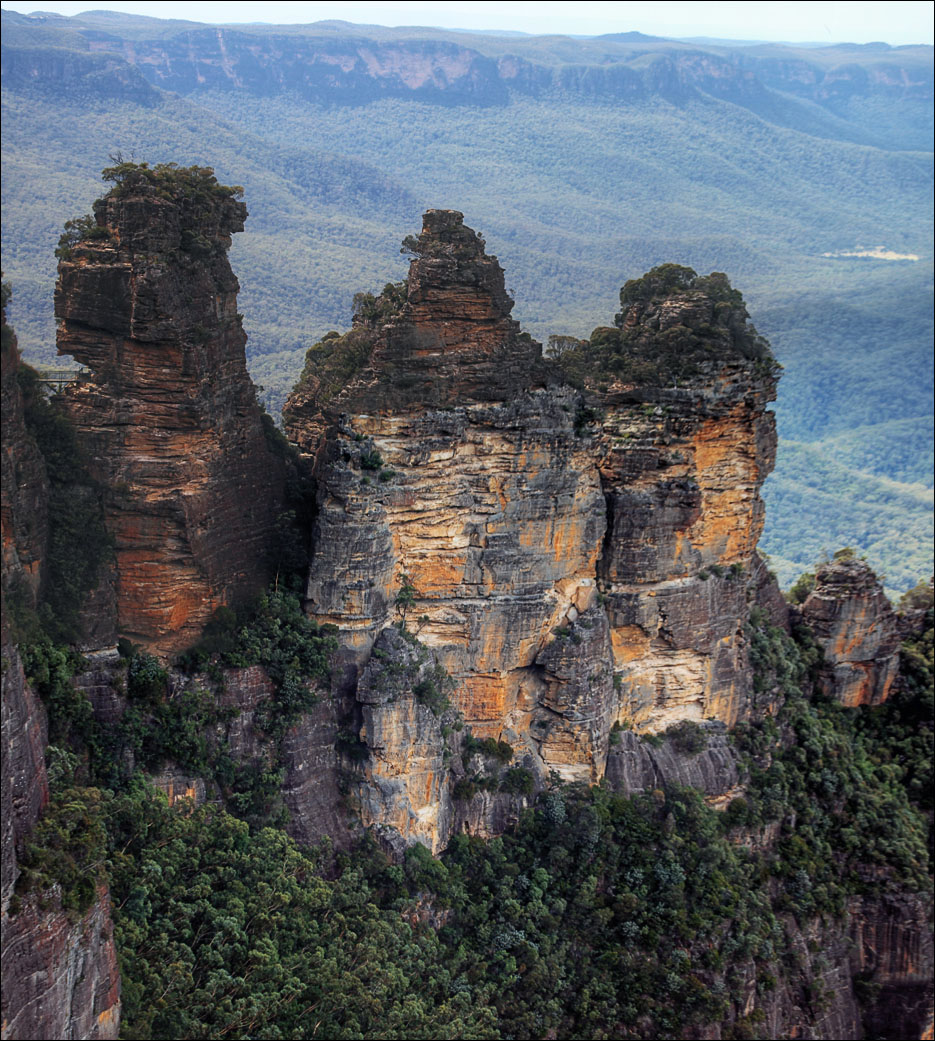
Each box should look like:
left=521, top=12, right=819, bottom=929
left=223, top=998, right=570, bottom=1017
left=34, top=367, right=84, bottom=392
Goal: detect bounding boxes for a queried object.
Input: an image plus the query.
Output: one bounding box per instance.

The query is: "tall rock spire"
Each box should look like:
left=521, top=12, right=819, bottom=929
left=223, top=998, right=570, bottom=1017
left=55, top=164, right=285, bottom=654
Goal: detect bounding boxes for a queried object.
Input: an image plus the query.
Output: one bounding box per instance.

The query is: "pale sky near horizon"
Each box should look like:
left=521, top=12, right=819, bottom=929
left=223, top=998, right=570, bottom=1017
left=1, top=0, right=933, bottom=46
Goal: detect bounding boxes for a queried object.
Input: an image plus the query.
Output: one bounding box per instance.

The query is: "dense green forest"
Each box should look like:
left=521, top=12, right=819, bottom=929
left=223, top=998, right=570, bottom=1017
left=1, top=9, right=932, bottom=591
left=14, top=569, right=934, bottom=1038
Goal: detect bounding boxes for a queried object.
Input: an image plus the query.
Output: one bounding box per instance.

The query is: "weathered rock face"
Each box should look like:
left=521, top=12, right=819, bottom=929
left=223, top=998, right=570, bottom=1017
left=284, top=215, right=780, bottom=850
left=587, top=276, right=779, bottom=732
left=55, top=169, right=286, bottom=655
left=849, top=891, right=935, bottom=1041
left=353, top=627, right=457, bottom=853
left=592, top=372, right=777, bottom=731
left=0, top=625, right=49, bottom=919
left=1, top=301, right=120, bottom=1039
left=1, top=624, right=121, bottom=1041
left=605, top=724, right=743, bottom=805
left=70, top=652, right=357, bottom=852
left=0, top=306, right=48, bottom=608
left=801, top=555, right=900, bottom=706
left=285, top=209, right=545, bottom=455
left=1, top=885, right=121, bottom=1041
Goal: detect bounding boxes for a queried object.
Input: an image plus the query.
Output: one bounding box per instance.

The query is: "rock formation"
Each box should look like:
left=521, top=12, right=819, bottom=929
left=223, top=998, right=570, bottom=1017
left=1, top=615, right=121, bottom=1040
left=283, top=213, right=779, bottom=848
left=2, top=294, right=121, bottom=1040
left=2, top=188, right=932, bottom=1039
left=0, top=298, right=48, bottom=609
left=801, top=553, right=901, bottom=706
left=55, top=164, right=286, bottom=655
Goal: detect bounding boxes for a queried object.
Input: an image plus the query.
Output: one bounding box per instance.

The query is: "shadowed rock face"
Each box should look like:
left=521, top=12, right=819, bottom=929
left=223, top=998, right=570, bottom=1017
left=2, top=305, right=121, bottom=1039
left=55, top=172, right=286, bottom=655
left=1, top=623, right=121, bottom=1041
left=801, top=555, right=900, bottom=706
left=0, top=308, right=47, bottom=609
left=284, top=209, right=546, bottom=453
left=606, top=725, right=742, bottom=803
left=284, top=211, right=782, bottom=849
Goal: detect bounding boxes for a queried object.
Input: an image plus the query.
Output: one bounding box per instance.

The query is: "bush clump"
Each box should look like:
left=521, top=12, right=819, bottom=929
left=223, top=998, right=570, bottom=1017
left=553, top=264, right=776, bottom=391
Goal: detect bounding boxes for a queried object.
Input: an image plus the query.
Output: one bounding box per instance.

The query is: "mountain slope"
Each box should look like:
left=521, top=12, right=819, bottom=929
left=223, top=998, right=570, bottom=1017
left=1, top=9, right=931, bottom=591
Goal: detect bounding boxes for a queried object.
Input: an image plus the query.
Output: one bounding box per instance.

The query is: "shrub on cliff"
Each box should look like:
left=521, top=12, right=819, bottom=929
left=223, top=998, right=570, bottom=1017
left=179, top=589, right=337, bottom=735
left=100, top=159, right=243, bottom=207
left=553, top=264, right=777, bottom=391
left=292, top=280, right=408, bottom=411
left=55, top=213, right=111, bottom=259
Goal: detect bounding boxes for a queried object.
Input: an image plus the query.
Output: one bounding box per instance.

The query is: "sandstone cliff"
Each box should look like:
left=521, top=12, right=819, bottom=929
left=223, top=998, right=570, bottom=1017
left=2, top=187, right=931, bottom=1039
left=55, top=164, right=287, bottom=655
left=800, top=553, right=901, bottom=706
left=1, top=620, right=121, bottom=1040
left=1, top=292, right=121, bottom=1040
left=284, top=213, right=780, bottom=849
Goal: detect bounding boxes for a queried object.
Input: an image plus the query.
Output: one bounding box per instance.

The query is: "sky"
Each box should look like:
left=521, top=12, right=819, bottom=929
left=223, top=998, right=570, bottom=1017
left=1, top=0, right=933, bottom=45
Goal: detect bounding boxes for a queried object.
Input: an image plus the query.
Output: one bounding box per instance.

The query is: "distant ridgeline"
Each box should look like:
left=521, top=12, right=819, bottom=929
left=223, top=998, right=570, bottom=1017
left=0, top=166, right=932, bottom=1041
left=1, top=8, right=932, bottom=595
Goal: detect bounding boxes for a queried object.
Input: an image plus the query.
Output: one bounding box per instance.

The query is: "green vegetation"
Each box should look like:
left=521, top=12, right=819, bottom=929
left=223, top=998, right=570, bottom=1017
left=178, top=589, right=337, bottom=735
left=786, top=568, right=816, bottom=604
left=55, top=213, right=111, bottom=259
left=16, top=783, right=108, bottom=916
left=2, top=46, right=930, bottom=585
left=14, top=582, right=932, bottom=1038
left=665, top=719, right=708, bottom=754
left=412, top=671, right=452, bottom=716
left=462, top=735, right=514, bottom=765
left=454, top=735, right=522, bottom=801
left=13, top=585, right=337, bottom=838
left=289, top=279, right=408, bottom=414
left=75, top=780, right=499, bottom=1040
left=552, top=265, right=777, bottom=390
left=12, top=363, right=112, bottom=645
left=100, top=158, right=242, bottom=204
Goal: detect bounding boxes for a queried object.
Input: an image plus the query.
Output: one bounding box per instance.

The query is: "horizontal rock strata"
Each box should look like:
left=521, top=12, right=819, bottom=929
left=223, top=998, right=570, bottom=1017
left=56, top=168, right=285, bottom=655
left=285, top=211, right=781, bottom=849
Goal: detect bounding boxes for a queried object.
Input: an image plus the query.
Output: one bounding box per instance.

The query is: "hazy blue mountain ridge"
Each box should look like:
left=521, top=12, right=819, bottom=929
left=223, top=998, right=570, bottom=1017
left=1, top=9, right=931, bottom=592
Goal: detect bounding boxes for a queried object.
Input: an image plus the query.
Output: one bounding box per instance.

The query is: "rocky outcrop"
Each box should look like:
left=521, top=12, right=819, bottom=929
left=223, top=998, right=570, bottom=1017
left=283, top=215, right=781, bottom=849
left=586, top=270, right=779, bottom=732
left=55, top=166, right=286, bottom=656
left=285, top=209, right=546, bottom=453
left=605, top=724, right=743, bottom=804
left=800, top=554, right=900, bottom=706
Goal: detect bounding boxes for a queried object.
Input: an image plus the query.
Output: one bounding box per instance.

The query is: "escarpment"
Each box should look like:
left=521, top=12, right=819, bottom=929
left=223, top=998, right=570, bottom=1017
left=54, top=165, right=287, bottom=655
left=2, top=618, right=120, bottom=1040
left=283, top=212, right=780, bottom=847
left=2, top=296, right=120, bottom=1040
left=3, top=179, right=932, bottom=1041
